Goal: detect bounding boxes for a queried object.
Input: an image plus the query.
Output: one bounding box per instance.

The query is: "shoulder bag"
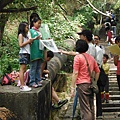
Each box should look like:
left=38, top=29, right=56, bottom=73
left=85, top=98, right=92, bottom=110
left=82, top=54, right=99, bottom=94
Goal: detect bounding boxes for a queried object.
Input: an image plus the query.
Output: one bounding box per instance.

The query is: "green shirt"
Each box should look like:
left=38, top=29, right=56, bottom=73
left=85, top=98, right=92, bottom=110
left=30, top=29, right=44, bottom=61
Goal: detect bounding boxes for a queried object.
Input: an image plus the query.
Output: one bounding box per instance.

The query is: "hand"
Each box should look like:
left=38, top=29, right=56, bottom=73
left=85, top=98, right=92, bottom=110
left=34, top=35, right=40, bottom=40
left=70, top=88, right=75, bottom=98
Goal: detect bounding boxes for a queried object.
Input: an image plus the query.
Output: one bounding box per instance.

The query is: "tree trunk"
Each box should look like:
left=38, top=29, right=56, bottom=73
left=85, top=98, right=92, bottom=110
left=0, top=14, right=9, bottom=43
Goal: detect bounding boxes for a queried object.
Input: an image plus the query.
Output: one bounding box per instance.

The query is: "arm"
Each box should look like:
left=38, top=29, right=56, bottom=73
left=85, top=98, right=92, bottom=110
left=61, top=50, right=77, bottom=56
left=18, top=34, right=37, bottom=47
left=71, top=70, right=78, bottom=97
left=94, top=72, right=100, bottom=82
left=114, top=55, right=119, bottom=66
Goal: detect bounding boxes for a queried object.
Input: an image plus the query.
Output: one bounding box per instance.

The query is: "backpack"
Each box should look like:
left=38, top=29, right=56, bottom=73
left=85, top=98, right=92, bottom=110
left=1, top=73, right=15, bottom=85
left=97, top=67, right=108, bottom=87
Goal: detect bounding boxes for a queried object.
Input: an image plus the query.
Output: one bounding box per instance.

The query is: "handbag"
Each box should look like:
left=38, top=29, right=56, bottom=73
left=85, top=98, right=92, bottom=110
left=82, top=54, right=99, bottom=94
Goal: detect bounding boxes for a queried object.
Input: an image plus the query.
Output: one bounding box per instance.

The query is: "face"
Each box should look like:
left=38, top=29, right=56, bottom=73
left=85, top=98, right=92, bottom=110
left=103, top=56, right=107, bottom=63
left=94, top=36, right=100, bottom=45
left=80, top=34, right=86, bottom=41
left=33, top=20, right=41, bottom=29
left=46, top=57, right=52, bottom=62
left=25, top=25, right=29, bottom=33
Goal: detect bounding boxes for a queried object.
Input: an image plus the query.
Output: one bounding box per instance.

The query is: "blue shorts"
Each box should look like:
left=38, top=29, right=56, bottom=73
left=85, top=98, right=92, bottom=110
left=19, top=53, right=30, bottom=65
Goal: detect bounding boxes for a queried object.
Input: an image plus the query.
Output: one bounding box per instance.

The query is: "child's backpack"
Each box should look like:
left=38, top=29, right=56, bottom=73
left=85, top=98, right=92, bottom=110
left=1, top=73, right=15, bottom=85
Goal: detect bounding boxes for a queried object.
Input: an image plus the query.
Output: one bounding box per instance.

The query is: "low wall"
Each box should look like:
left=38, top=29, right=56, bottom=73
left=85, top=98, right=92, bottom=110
left=0, top=80, right=51, bottom=120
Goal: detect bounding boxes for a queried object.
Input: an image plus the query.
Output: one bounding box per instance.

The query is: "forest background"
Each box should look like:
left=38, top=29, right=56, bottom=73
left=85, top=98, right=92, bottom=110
left=0, top=0, right=120, bottom=77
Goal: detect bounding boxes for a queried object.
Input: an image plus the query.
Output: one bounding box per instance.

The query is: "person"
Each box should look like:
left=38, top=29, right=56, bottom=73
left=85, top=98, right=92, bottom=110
left=18, top=22, right=38, bottom=91
left=94, top=35, right=105, bottom=118
left=105, top=24, right=114, bottom=45
left=61, top=30, right=97, bottom=58
left=29, top=17, right=44, bottom=88
left=61, top=29, right=97, bottom=118
left=94, top=35, right=105, bottom=54
left=41, top=50, right=68, bottom=109
left=101, top=54, right=110, bottom=103
left=70, top=39, right=100, bottom=120
left=114, top=35, right=120, bottom=91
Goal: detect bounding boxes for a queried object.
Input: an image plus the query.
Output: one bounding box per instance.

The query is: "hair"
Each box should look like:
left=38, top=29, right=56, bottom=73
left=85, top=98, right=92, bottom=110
left=18, top=22, right=29, bottom=38
left=103, top=54, right=109, bottom=60
left=30, top=17, right=41, bottom=28
left=115, top=35, right=120, bottom=44
left=94, top=34, right=100, bottom=40
left=30, top=12, right=40, bottom=22
left=76, top=39, right=89, bottom=53
left=47, top=51, right=54, bottom=58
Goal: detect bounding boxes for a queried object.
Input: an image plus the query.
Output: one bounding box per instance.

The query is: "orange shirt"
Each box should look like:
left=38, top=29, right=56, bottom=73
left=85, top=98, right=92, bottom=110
left=73, top=53, right=100, bottom=85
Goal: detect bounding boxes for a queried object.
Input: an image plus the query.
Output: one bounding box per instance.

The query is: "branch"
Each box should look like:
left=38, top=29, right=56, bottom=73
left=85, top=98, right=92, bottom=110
left=57, top=3, right=68, bottom=15
left=86, top=0, right=110, bottom=17
left=0, top=6, right=38, bottom=13
left=0, top=0, right=14, bottom=10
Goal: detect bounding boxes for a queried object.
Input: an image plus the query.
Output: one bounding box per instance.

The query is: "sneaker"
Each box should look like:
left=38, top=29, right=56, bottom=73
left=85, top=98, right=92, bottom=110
left=106, top=99, right=109, bottom=103
left=37, top=82, right=42, bottom=87
left=96, top=116, right=103, bottom=119
left=51, top=104, right=61, bottom=110
left=20, top=86, right=32, bottom=92
left=58, top=99, right=68, bottom=107
left=30, top=83, right=38, bottom=88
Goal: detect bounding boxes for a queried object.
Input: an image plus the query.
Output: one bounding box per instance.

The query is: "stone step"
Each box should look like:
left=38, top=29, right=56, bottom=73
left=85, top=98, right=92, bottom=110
left=109, top=91, right=120, bottom=95
left=109, top=87, right=119, bottom=91
left=102, top=107, right=120, bottom=112
left=109, top=80, right=117, bottom=84
left=102, top=102, right=120, bottom=107
left=102, top=117, right=120, bottom=120
left=109, top=84, right=118, bottom=87
left=110, top=95, right=120, bottom=100
left=109, top=78, right=117, bottom=81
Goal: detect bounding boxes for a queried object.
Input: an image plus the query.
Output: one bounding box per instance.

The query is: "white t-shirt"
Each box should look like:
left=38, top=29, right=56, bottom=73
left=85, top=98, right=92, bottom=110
left=87, top=42, right=97, bottom=59
left=19, top=34, right=30, bottom=54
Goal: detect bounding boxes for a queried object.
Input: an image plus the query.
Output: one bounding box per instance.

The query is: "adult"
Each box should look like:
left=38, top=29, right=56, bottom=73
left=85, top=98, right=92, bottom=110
left=94, top=35, right=104, bottom=118
left=61, top=29, right=97, bottom=118
left=71, top=39, right=100, bottom=120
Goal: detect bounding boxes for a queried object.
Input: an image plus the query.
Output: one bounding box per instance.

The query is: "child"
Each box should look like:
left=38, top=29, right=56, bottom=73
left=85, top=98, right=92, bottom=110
left=18, top=22, right=38, bottom=91
left=41, top=51, right=68, bottom=109
left=101, top=54, right=110, bottom=103
left=29, top=17, right=44, bottom=88
left=114, top=35, right=120, bottom=91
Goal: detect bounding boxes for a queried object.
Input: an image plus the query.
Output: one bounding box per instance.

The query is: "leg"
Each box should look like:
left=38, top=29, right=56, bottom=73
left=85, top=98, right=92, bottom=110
left=19, top=64, right=26, bottom=86
left=35, top=59, right=43, bottom=83
left=52, top=87, right=59, bottom=103
left=29, top=60, right=37, bottom=86
left=77, top=83, right=94, bottom=120
left=105, top=76, right=109, bottom=103
left=117, top=75, right=120, bottom=91
left=96, top=85, right=102, bottom=117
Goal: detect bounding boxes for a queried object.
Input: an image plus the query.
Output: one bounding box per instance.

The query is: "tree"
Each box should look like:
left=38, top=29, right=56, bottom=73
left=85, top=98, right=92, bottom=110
left=0, top=0, right=37, bottom=42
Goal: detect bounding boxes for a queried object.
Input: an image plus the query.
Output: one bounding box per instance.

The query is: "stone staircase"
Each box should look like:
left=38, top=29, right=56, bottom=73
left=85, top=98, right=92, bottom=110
left=102, top=63, right=120, bottom=120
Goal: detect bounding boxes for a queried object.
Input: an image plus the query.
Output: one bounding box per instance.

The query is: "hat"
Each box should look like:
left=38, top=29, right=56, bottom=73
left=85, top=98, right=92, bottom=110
left=77, top=30, right=92, bottom=36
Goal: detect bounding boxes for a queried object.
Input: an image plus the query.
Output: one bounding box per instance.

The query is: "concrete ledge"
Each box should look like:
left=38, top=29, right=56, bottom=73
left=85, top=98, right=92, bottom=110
left=0, top=80, right=51, bottom=120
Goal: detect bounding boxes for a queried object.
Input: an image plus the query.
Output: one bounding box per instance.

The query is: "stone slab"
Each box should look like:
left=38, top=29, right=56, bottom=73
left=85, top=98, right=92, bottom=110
left=0, top=80, right=51, bottom=120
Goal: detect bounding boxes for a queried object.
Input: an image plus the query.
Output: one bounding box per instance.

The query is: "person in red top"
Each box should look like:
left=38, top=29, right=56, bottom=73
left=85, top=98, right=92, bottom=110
left=114, top=35, right=120, bottom=91
left=70, top=39, right=100, bottom=120
left=105, top=24, right=113, bottom=44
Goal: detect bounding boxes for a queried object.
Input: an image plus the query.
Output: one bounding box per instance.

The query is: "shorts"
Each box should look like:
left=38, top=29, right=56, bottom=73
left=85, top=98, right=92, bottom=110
left=19, top=53, right=30, bottom=65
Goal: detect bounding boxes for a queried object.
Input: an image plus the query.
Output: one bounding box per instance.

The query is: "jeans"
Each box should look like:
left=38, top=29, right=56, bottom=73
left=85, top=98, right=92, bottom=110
left=29, top=59, right=43, bottom=85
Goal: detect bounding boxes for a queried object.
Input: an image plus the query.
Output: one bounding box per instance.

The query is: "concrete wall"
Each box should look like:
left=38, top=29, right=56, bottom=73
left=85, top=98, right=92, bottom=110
left=0, top=80, right=51, bottom=120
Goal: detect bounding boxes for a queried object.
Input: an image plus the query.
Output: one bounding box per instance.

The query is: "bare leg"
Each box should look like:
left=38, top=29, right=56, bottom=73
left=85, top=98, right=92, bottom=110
left=19, top=64, right=26, bottom=86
